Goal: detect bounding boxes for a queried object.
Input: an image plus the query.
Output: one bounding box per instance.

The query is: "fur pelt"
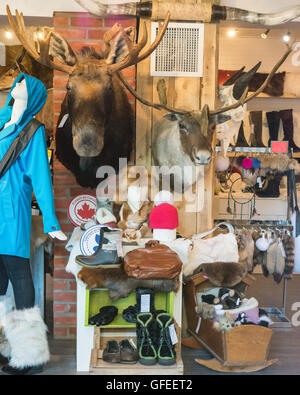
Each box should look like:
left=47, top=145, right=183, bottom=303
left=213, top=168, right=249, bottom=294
left=282, top=234, right=295, bottom=279
left=77, top=264, right=179, bottom=300
left=237, top=230, right=255, bottom=273
left=2, top=307, right=50, bottom=369
left=193, top=262, right=248, bottom=287
left=118, top=201, right=154, bottom=240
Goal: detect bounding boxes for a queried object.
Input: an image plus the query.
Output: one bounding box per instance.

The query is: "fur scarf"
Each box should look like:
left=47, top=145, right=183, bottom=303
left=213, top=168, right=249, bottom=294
left=77, top=263, right=179, bottom=300
left=282, top=234, right=295, bottom=279
left=2, top=307, right=50, bottom=369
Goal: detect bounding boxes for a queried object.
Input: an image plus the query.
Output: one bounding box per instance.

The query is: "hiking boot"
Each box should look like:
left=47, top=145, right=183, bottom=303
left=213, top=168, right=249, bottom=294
left=156, top=313, right=176, bottom=366
left=136, top=313, right=157, bottom=365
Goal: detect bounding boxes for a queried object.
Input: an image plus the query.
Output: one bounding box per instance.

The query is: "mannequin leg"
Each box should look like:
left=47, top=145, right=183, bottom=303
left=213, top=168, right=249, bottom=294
left=0, top=256, right=49, bottom=375
left=1, top=255, right=35, bottom=310
left=250, top=111, right=265, bottom=147
left=0, top=256, right=9, bottom=296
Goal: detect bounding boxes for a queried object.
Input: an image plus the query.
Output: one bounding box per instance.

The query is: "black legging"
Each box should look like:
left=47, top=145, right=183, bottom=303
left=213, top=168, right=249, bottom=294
left=0, top=255, right=35, bottom=310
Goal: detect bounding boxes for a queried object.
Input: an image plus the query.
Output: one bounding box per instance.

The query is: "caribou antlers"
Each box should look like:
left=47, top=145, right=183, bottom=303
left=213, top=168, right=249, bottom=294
left=117, top=44, right=294, bottom=119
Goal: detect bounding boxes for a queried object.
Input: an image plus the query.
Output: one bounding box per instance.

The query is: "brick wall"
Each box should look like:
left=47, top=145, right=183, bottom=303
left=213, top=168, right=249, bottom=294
left=53, top=12, right=136, bottom=338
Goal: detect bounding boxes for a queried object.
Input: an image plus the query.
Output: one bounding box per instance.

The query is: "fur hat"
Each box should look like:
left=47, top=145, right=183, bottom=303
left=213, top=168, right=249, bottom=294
left=149, top=203, right=178, bottom=230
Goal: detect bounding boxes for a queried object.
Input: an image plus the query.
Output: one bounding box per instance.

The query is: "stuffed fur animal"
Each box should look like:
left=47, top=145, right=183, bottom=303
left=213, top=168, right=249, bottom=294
left=236, top=230, right=255, bottom=273
left=214, top=288, right=242, bottom=310
left=77, top=264, right=179, bottom=300
left=194, top=262, right=248, bottom=287
left=213, top=315, right=234, bottom=332
left=195, top=303, right=216, bottom=320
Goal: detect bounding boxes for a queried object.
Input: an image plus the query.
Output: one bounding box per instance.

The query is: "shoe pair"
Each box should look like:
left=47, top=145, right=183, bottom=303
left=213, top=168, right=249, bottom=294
left=122, top=304, right=166, bottom=324
left=88, top=306, right=118, bottom=326
left=103, top=339, right=138, bottom=364
left=136, top=312, right=176, bottom=366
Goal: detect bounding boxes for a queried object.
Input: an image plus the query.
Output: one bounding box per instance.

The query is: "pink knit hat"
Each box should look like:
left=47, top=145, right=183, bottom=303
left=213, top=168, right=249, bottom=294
left=149, top=203, right=179, bottom=230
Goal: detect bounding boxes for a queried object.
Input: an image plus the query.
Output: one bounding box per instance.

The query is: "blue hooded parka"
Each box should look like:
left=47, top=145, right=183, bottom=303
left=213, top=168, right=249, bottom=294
left=0, top=73, right=60, bottom=259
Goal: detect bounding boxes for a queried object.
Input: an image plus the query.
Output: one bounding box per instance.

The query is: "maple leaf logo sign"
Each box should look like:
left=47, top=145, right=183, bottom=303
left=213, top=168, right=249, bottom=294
left=77, top=203, right=95, bottom=220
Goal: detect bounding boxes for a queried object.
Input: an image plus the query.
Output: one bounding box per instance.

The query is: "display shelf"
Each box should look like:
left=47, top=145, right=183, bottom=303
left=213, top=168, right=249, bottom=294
left=85, top=288, right=174, bottom=328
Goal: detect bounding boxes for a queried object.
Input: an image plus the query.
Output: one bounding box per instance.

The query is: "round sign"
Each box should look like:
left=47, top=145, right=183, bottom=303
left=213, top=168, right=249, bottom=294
left=79, top=225, right=121, bottom=256
left=68, top=194, right=97, bottom=226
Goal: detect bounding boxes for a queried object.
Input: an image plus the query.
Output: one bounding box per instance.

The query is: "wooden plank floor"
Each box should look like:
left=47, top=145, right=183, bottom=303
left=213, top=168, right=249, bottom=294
left=39, top=274, right=300, bottom=375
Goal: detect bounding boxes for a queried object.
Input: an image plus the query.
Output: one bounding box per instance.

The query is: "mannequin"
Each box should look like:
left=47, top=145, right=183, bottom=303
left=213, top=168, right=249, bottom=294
left=0, top=74, right=66, bottom=375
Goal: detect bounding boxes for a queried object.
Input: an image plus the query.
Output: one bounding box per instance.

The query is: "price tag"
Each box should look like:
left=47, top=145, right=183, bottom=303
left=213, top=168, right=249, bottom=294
left=271, top=140, right=289, bottom=154
left=140, top=294, right=150, bottom=312
left=169, top=323, right=178, bottom=345
left=58, top=114, right=69, bottom=128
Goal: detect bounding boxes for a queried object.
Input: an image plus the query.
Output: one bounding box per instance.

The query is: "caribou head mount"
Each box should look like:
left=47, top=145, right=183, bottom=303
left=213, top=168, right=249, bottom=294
left=76, top=0, right=300, bottom=26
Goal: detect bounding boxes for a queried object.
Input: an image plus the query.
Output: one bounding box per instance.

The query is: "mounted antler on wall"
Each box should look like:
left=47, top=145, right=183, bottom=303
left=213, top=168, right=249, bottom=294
left=76, top=0, right=300, bottom=25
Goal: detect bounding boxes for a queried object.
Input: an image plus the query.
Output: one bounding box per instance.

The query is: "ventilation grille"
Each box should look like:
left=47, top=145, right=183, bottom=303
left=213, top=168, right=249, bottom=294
left=150, top=22, right=204, bottom=77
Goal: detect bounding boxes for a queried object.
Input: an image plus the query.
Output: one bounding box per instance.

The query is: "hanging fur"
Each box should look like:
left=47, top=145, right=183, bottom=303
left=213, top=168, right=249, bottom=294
left=77, top=264, right=179, bottom=300
left=236, top=230, right=255, bottom=273
left=1, top=307, right=50, bottom=369
left=282, top=234, right=295, bottom=279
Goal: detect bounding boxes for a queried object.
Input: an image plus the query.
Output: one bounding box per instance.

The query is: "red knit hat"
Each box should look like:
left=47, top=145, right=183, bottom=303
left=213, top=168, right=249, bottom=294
left=149, top=203, right=179, bottom=230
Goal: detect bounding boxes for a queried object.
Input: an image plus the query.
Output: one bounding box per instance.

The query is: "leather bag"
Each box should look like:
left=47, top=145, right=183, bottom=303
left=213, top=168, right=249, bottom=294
left=123, top=240, right=183, bottom=279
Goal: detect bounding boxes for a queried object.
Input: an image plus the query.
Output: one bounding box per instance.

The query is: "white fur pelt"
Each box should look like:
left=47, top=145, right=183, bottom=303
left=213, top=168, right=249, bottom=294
left=258, top=154, right=300, bottom=176
left=2, top=307, right=50, bottom=368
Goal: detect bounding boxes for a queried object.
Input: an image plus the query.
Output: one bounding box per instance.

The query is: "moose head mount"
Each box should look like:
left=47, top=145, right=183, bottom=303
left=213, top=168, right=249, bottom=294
left=6, top=5, right=170, bottom=187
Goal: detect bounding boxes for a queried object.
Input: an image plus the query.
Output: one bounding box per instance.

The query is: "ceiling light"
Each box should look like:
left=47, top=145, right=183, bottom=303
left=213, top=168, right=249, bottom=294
left=5, top=31, right=12, bottom=39
left=283, top=32, right=291, bottom=42
left=227, top=29, right=237, bottom=38
left=261, top=29, right=270, bottom=39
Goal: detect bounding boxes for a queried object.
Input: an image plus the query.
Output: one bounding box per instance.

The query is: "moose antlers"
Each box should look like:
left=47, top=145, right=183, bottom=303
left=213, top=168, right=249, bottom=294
left=7, top=5, right=170, bottom=76
left=6, top=6, right=75, bottom=74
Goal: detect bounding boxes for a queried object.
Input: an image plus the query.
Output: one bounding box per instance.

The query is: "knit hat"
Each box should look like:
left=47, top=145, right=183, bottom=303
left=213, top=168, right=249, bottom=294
left=149, top=203, right=178, bottom=230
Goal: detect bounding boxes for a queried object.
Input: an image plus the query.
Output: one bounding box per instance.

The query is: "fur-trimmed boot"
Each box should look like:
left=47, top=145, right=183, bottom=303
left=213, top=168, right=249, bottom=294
left=0, top=295, right=15, bottom=365
left=1, top=307, right=50, bottom=375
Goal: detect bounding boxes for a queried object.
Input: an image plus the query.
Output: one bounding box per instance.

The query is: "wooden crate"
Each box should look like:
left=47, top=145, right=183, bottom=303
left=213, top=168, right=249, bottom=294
left=89, top=326, right=184, bottom=375
left=184, top=273, right=273, bottom=367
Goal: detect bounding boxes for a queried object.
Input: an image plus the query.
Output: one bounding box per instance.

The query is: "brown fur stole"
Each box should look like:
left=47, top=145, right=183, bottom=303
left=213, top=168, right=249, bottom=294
left=77, top=263, right=179, bottom=300
left=193, top=262, right=248, bottom=287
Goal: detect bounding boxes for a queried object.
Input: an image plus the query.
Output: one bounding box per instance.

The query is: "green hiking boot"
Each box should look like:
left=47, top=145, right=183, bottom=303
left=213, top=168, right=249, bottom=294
left=156, top=313, right=176, bottom=366
left=136, top=312, right=157, bottom=365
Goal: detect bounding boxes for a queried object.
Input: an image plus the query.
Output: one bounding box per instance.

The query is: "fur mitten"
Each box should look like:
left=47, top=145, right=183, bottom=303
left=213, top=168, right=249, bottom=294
left=2, top=307, right=50, bottom=369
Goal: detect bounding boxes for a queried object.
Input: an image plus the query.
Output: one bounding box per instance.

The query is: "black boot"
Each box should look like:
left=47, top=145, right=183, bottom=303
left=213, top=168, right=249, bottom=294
left=136, top=312, right=158, bottom=365
left=266, top=111, right=280, bottom=147
left=75, top=227, right=121, bottom=268
left=135, top=288, right=155, bottom=314
left=156, top=313, right=176, bottom=366
left=235, top=122, right=249, bottom=147
left=1, top=364, right=43, bottom=375
left=250, top=111, right=266, bottom=147
left=279, top=109, right=300, bottom=152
